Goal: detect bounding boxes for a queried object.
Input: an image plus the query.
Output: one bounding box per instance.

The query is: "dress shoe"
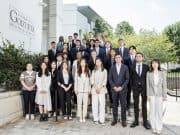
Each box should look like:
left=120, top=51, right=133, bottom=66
left=39, top=114, right=43, bottom=122
left=122, top=121, right=127, bottom=127
left=130, top=121, right=139, bottom=128
left=143, top=122, right=151, bottom=129
left=111, top=121, right=117, bottom=126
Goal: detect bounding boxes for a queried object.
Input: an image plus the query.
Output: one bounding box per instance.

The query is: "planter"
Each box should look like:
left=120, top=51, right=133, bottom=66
left=0, top=91, right=23, bottom=127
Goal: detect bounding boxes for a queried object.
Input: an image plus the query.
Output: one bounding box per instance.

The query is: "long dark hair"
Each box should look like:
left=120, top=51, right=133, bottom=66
left=77, top=58, right=90, bottom=77
left=60, top=61, right=69, bottom=72
left=150, top=59, right=161, bottom=72
left=38, top=62, right=50, bottom=77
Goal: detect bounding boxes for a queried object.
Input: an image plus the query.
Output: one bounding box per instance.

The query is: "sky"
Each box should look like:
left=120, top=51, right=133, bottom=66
left=63, top=0, right=180, bottom=33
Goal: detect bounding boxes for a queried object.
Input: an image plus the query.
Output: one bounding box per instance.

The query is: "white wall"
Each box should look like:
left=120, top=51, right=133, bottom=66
left=0, top=0, right=43, bottom=53
left=62, top=4, right=90, bottom=40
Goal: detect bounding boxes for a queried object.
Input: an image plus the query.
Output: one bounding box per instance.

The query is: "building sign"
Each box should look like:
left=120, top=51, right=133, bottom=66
left=9, top=5, right=35, bottom=37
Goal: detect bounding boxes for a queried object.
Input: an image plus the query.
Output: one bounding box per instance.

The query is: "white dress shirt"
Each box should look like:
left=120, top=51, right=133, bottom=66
left=116, top=63, right=121, bottom=75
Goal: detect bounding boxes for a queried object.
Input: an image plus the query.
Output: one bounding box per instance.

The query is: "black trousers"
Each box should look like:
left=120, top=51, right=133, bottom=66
left=50, top=86, right=57, bottom=112
left=126, top=82, right=132, bottom=109
left=107, top=81, right=113, bottom=104
left=133, top=87, right=147, bottom=124
left=58, top=85, right=72, bottom=116
left=112, top=91, right=127, bottom=122
left=22, top=90, right=36, bottom=114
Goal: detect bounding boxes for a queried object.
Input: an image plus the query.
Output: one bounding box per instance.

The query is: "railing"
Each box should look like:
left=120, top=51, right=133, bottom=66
left=167, top=71, right=180, bottom=101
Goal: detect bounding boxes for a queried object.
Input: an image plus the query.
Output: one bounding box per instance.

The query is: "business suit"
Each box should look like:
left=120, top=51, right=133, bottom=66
left=116, top=47, right=129, bottom=60
left=81, top=45, right=90, bottom=61
left=131, top=63, right=149, bottom=125
left=57, top=70, right=73, bottom=116
left=91, top=69, right=107, bottom=123
left=109, top=64, right=129, bottom=123
left=50, top=69, right=58, bottom=112
left=94, top=47, right=106, bottom=64
left=146, top=71, right=167, bottom=132
left=48, top=49, right=56, bottom=63
left=74, top=72, right=91, bottom=119
left=124, top=56, right=136, bottom=109
left=56, top=41, right=64, bottom=54
left=70, top=47, right=82, bottom=62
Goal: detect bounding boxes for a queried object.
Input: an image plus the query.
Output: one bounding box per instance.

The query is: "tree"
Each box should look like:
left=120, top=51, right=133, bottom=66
left=93, top=18, right=113, bottom=37
left=115, top=21, right=135, bottom=36
left=163, top=21, right=180, bottom=60
left=111, top=30, right=176, bottom=63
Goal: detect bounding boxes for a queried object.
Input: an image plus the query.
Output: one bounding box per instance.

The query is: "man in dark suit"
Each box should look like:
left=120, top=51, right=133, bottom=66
left=94, top=39, right=105, bottom=64
left=81, top=39, right=90, bottom=61
left=48, top=41, right=56, bottom=63
left=109, top=54, right=129, bottom=127
left=124, top=45, right=136, bottom=111
left=67, top=36, right=76, bottom=52
left=70, top=39, right=82, bottom=62
left=130, top=52, right=151, bottom=129
left=116, top=38, right=129, bottom=61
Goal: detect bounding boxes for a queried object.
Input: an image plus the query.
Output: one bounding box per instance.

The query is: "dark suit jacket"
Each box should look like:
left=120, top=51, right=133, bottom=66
left=116, top=47, right=129, bottom=60
left=67, top=42, right=76, bottom=51
left=94, top=47, right=106, bottom=64
left=70, top=47, right=82, bottom=61
left=81, top=45, right=90, bottom=60
left=56, top=42, right=64, bottom=54
left=50, top=69, right=58, bottom=90
left=57, top=70, right=73, bottom=87
left=131, top=63, right=149, bottom=91
left=109, top=64, right=129, bottom=92
left=48, top=49, right=56, bottom=63
left=104, top=56, right=115, bottom=72
left=88, top=58, right=96, bottom=71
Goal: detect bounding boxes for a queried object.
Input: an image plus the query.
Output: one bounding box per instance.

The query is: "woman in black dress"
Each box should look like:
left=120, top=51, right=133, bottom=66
left=50, top=61, right=58, bottom=117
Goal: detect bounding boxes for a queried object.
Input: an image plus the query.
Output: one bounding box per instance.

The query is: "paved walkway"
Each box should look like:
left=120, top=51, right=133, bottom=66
left=0, top=96, right=180, bottom=135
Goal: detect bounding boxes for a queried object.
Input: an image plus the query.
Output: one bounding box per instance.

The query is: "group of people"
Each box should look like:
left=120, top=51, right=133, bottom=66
left=20, top=32, right=167, bottom=135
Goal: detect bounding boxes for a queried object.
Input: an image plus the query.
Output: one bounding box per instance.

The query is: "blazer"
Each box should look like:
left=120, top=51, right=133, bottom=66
left=57, top=70, right=73, bottom=87
left=131, top=63, right=149, bottom=91
left=93, top=47, right=105, bottom=63
left=109, top=64, right=129, bottom=92
left=91, top=69, right=107, bottom=94
left=116, top=47, right=129, bottom=60
left=74, top=72, right=91, bottom=94
left=146, top=71, right=167, bottom=98
left=48, top=49, right=56, bottom=62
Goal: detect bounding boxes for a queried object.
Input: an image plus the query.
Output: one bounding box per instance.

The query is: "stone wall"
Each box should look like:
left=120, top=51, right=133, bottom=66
left=0, top=91, right=23, bottom=127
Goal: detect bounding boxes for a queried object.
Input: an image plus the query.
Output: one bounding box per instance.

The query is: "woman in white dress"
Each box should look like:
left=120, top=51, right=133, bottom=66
left=74, top=58, right=91, bottom=123
left=91, top=58, right=107, bottom=125
left=146, top=59, right=167, bottom=134
left=35, top=62, right=52, bottom=121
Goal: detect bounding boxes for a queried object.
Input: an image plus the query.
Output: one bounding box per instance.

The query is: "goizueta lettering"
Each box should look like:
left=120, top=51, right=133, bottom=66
left=9, top=8, right=35, bottom=34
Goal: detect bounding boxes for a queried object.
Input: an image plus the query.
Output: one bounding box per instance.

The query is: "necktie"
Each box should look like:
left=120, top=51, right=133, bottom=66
left=131, top=56, right=134, bottom=64
left=138, top=65, right=141, bottom=76
left=121, top=47, right=123, bottom=57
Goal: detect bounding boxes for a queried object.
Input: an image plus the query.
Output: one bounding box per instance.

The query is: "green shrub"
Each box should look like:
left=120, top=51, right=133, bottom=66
left=0, top=40, right=43, bottom=91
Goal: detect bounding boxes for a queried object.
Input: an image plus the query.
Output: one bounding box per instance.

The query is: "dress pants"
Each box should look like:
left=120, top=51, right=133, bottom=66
left=112, top=91, right=127, bottom=122
left=149, top=96, right=163, bottom=132
left=77, top=93, right=88, bottom=119
left=133, top=87, right=147, bottom=123
left=59, top=86, right=72, bottom=116
left=92, top=93, right=105, bottom=123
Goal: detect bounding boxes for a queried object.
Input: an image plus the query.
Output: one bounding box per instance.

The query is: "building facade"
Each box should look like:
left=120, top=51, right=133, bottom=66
left=0, top=0, right=104, bottom=54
